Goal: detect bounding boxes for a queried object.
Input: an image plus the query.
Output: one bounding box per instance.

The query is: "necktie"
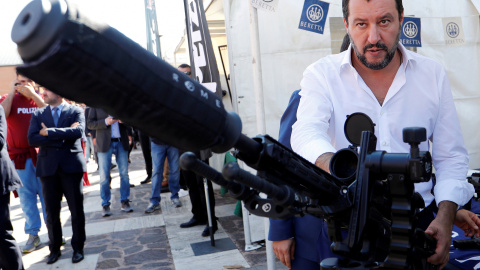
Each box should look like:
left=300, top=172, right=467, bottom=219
left=52, top=107, right=59, bottom=127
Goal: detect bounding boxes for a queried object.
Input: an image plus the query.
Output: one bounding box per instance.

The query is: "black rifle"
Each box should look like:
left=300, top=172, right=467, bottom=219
left=11, top=1, right=437, bottom=268
left=453, top=237, right=480, bottom=250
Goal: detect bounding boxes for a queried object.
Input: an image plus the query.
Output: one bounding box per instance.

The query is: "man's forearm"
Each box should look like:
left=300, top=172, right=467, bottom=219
left=315, top=152, right=334, bottom=173
left=30, top=92, right=46, bottom=108
left=436, top=200, right=457, bottom=226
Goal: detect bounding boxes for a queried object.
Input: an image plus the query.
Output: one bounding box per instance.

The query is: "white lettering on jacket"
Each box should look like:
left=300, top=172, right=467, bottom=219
left=17, top=107, right=37, bottom=114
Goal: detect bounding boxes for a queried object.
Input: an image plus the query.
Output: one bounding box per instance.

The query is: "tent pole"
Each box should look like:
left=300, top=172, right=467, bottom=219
left=248, top=4, right=275, bottom=270
left=249, top=4, right=266, bottom=134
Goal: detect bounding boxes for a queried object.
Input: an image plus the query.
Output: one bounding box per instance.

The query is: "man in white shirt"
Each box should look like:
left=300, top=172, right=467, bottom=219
left=291, top=0, right=474, bottom=268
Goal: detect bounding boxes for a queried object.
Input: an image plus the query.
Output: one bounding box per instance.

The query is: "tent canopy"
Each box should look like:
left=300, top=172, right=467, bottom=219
left=223, top=0, right=480, bottom=169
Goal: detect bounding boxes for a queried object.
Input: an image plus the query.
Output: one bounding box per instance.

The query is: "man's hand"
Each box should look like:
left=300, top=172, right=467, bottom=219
left=40, top=123, right=49, bottom=136
left=70, top=122, right=80, bottom=128
left=11, top=80, right=20, bottom=93
left=425, top=201, right=457, bottom=268
left=272, top=238, right=295, bottom=269
left=454, top=209, right=480, bottom=237
left=105, top=116, right=119, bottom=126
left=17, top=82, right=37, bottom=99
left=128, top=136, right=133, bottom=145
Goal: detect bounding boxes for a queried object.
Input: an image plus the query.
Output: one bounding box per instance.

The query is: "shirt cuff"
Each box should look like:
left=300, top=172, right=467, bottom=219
left=434, top=179, right=474, bottom=207
left=299, top=140, right=337, bottom=165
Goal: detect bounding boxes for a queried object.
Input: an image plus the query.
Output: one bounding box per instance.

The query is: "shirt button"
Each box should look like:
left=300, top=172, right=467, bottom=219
left=382, top=141, right=387, bottom=146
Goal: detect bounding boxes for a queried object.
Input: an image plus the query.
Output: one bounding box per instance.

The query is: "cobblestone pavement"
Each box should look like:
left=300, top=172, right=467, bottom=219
left=15, top=148, right=287, bottom=270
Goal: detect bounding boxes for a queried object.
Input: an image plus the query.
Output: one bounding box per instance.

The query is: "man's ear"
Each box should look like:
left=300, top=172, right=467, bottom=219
left=343, top=18, right=348, bottom=31
left=399, top=11, right=404, bottom=25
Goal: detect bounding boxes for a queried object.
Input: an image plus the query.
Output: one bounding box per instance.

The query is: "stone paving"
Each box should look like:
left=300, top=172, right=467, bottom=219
left=13, top=148, right=288, bottom=270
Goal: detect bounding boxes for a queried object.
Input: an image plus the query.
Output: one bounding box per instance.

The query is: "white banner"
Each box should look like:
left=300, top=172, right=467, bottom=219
left=251, top=0, right=279, bottom=12
left=184, top=0, right=223, bottom=97
left=224, top=0, right=480, bottom=168
left=442, top=17, right=466, bottom=47
left=471, top=0, right=480, bottom=13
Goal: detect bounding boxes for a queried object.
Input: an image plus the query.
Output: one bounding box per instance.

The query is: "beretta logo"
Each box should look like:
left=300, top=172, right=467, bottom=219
left=446, top=22, right=460, bottom=38
left=403, top=21, right=418, bottom=38
left=306, top=4, right=323, bottom=23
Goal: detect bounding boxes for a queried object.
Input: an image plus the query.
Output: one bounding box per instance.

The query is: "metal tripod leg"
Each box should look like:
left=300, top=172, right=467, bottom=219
left=203, top=178, right=215, bottom=246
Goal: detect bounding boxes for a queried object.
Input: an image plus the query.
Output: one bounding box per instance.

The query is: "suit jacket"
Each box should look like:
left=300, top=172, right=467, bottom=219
left=0, top=105, right=22, bottom=195
left=27, top=103, right=87, bottom=177
left=86, top=108, right=131, bottom=153
left=84, top=106, right=94, bottom=137
left=268, top=90, right=335, bottom=262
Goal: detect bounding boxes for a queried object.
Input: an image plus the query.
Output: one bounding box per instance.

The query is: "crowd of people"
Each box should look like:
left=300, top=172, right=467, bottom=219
left=0, top=63, right=217, bottom=269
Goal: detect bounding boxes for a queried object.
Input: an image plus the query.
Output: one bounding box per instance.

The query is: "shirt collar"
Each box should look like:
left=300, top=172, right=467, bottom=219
left=339, top=42, right=416, bottom=74
left=397, top=42, right=416, bottom=69
left=50, top=101, right=66, bottom=112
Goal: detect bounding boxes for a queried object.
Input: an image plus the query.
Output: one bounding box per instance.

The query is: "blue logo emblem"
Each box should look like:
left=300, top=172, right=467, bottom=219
left=403, top=21, right=418, bottom=38
left=446, top=22, right=460, bottom=38
left=299, top=0, right=330, bottom=34
left=400, top=17, right=422, bottom=47
left=306, top=4, right=323, bottom=23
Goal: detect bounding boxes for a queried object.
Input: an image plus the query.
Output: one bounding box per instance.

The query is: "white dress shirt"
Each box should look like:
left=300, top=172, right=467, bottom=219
left=292, top=43, right=474, bottom=207
left=106, top=115, right=121, bottom=138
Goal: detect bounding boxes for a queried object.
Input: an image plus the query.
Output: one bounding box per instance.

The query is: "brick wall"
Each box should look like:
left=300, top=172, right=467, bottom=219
left=0, top=66, right=17, bottom=96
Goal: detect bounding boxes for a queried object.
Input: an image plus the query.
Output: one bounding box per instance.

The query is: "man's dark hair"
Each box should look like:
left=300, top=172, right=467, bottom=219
left=178, top=63, right=190, bottom=69
left=342, top=0, right=403, bottom=25
left=340, top=33, right=350, bottom=52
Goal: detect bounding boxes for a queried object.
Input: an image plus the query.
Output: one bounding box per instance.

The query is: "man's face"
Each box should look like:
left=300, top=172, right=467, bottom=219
left=344, top=0, right=403, bottom=70
left=17, top=74, right=34, bottom=86
left=42, top=89, right=60, bottom=105
left=178, top=67, right=192, bottom=78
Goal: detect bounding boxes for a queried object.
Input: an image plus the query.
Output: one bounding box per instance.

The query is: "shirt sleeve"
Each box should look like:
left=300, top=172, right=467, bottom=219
left=291, top=64, right=337, bottom=164
left=431, top=68, right=474, bottom=207
left=0, top=94, right=7, bottom=103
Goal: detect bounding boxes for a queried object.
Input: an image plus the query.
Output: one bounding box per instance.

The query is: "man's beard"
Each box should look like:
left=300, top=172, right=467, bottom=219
left=349, top=30, right=400, bottom=70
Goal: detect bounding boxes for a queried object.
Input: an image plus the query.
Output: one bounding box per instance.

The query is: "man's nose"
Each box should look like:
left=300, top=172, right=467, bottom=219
left=367, top=26, right=381, bottom=45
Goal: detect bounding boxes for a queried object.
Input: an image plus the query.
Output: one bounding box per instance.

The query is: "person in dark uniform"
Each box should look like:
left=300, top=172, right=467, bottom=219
left=0, top=105, right=24, bottom=270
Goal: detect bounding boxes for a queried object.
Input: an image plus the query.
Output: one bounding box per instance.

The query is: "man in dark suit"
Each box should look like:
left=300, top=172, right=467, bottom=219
left=177, top=64, right=217, bottom=237
left=87, top=107, right=133, bottom=216
left=84, top=106, right=94, bottom=163
left=27, top=89, right=87, bottom=264
left=269, top=90, right=336, bottom=270
left=270, top=37, right=351, bottom=270
left=138, top=129, right=153, bottom=184
left=0, top=105, right=24, bottom=270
